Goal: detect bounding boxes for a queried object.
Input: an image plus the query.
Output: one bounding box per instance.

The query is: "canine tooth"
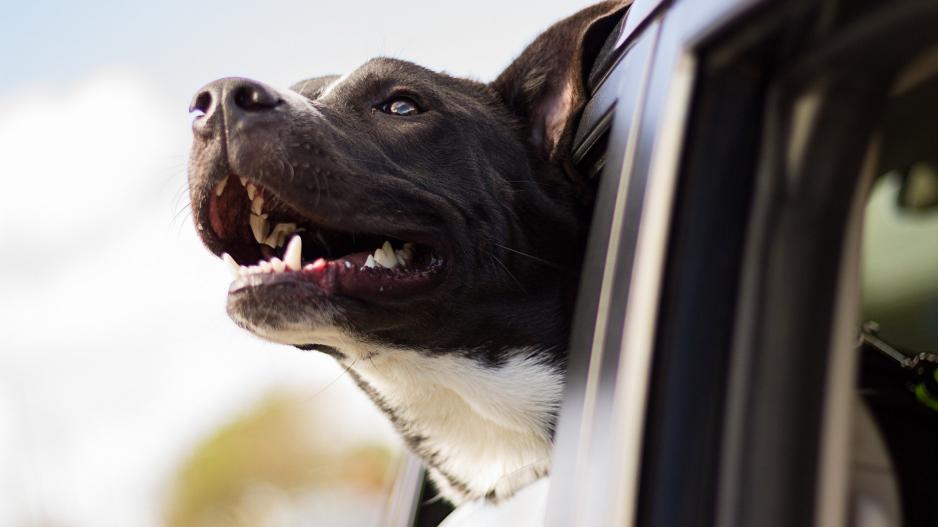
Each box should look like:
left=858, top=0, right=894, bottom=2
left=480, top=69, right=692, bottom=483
left=251, top=195, right=265, bottom=215
left=214, top=176, right=229, bottom=197
left=284, top=236, right=302, bottom=270
left=249, top=214, right=269, bottom=243
left=382, top=241, right=394, bottom=255
left=221, top=253, right=240, bottom=278
left=239, top=176, right=248, bottom=186
left=364, top=254, right=376, bottom=268
left=270, top=257, right=286, bottom=273
left=247, top=183, right=258, bottom=201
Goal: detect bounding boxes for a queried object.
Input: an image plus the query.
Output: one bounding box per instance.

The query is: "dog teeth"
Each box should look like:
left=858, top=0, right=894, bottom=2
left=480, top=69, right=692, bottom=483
left=233, top=254, right=300, bottom=278
left=224, top=235, right=424, bottom=280
left=276, top=222, right=297, bottom=235
left=262, top=226, right=280, bottom=248
left=373, top=242, right=399, bottom=269
left=364, top=240, right=417, bottom=269
left=239, top=176, right=248, bottom=187
left=214, top=176, right=229, bottom=197
left=269, top=257, right=286, bottom=273
left=251, top=195, right=265, bottom=215
left=262, top=232, right=280, bottom=248
left=249, top=214, right=269, bottom=243
left=221, top=253, right=240, bottom=278
left=284, top=235, right=302, bottom=270
left=247, top=182, right=258, bottom=201
left=263, top=222, right=297, bottom=248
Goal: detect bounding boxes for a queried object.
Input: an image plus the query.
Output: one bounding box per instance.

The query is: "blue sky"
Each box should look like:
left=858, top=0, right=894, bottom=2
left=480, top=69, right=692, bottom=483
left=3, top=0, right=595, bottom=103
left=0, top=1, right=596, bottom=525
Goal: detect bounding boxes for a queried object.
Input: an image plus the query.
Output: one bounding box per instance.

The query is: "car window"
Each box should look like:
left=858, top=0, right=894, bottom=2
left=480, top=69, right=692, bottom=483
left=857, top=55, right=938, bottom=526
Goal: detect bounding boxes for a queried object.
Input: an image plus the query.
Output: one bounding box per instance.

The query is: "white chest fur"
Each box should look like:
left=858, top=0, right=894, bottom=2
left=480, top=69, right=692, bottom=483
left=348, top=346, right=563, bottom=503
left=239, top=320, right=563, bottom=503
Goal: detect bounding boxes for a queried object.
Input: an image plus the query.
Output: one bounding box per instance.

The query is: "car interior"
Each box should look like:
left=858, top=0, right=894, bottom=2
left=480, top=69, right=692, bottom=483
left=854, top=45, right=938, bottom=526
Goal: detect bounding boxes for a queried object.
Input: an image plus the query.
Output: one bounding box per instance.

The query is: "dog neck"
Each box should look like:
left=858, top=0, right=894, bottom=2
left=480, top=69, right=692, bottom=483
left=342, top=343, right=563, bottom=504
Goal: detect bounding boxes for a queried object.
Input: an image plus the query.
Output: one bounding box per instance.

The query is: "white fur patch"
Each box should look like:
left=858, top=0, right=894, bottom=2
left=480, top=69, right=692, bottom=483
left=234, top=312, right=563, bottom=503
left=351, top=346, right=562, bottom=502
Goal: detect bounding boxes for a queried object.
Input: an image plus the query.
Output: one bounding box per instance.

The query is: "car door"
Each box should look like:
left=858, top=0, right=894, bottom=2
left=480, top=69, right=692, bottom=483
left=387, top=1, right=938, bottom=526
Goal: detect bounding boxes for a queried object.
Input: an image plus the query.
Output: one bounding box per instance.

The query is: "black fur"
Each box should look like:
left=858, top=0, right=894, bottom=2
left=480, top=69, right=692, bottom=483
left=188, top=0, right=632, bottom=502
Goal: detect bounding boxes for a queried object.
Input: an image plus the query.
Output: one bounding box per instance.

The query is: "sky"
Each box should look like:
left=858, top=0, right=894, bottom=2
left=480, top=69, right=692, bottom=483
left=0, top=1, right=597, bottom=526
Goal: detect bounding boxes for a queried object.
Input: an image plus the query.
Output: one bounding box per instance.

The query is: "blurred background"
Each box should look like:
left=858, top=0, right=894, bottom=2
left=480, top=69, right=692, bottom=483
left=0, top=1, right=596, bottom=526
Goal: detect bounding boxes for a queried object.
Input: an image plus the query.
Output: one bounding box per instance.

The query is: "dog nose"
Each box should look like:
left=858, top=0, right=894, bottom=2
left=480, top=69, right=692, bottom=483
left=189, top=78, right=282, bottom=138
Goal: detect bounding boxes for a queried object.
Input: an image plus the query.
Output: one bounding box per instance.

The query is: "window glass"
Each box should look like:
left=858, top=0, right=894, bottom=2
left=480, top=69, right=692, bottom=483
left=857, top=62, right=938, bottom=527
left=863, top=168, right=938, bottom=351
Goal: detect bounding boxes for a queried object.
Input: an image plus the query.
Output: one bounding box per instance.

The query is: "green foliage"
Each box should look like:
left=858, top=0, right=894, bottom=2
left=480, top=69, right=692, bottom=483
left=164, top=391, right=394, bottom=527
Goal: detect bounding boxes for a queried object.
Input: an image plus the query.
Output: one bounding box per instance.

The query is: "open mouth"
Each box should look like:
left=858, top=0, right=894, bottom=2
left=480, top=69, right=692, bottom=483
left=204, top=174, right=445, bottom=299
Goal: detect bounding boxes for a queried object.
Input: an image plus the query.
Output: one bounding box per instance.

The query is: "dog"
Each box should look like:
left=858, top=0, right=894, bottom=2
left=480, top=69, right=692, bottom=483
left=187, top=0, right=630, bottom=505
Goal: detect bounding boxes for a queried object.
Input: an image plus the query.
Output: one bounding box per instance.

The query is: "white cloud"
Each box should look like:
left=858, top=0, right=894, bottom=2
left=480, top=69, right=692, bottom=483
left=0, top=74, right=182, bottom=253
left=0, top=73, right=397, bottom=527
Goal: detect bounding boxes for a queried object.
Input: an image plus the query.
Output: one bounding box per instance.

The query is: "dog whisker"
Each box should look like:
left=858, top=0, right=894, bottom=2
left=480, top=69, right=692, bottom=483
left=492, top=242, right=562, bottom=269
left=170, top=205, right=193, bottom=228
left=489, top=253, right=527, bottom=294
left=301, top=357, right=360, bottom=404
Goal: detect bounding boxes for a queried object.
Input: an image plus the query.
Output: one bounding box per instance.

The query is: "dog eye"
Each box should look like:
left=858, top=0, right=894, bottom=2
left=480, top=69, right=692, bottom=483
left=379, top=97, right=420, bottom=116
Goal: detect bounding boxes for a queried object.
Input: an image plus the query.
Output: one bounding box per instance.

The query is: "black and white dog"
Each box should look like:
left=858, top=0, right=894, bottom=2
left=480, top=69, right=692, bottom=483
left=188, top=0, right=630, bottom=505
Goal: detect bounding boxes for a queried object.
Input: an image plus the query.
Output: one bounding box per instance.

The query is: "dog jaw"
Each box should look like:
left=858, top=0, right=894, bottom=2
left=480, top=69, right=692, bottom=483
left=228, top=303, right=564, bottom=503
left=224, top=305, right=563, bottom=504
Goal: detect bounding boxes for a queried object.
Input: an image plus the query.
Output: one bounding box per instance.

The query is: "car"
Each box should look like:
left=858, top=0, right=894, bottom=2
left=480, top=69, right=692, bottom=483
left=384, top=0, right=938, bottom=525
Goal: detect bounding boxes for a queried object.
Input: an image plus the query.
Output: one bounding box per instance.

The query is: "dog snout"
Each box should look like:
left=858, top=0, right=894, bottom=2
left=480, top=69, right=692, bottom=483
left=189, top=77, right=282, bottom=139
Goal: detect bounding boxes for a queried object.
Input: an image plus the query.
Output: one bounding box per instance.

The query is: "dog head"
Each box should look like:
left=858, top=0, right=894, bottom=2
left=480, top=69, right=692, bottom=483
left=188, top=0, right=629, bottom=503
left=188, top=1, right=625, bottom=357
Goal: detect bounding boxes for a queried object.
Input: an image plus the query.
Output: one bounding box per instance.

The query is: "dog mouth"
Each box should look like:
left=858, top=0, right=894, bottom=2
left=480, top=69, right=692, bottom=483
left=203, top=174, right=445, bottom=300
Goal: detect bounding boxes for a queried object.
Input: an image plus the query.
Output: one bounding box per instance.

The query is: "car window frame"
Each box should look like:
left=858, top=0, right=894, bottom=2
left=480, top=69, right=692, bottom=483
left=547, top=1, right=769, bottom=526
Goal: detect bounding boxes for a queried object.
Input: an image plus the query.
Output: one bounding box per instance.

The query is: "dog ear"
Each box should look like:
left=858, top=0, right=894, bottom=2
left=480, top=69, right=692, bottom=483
left=491, top=1, right=631, bottom=168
